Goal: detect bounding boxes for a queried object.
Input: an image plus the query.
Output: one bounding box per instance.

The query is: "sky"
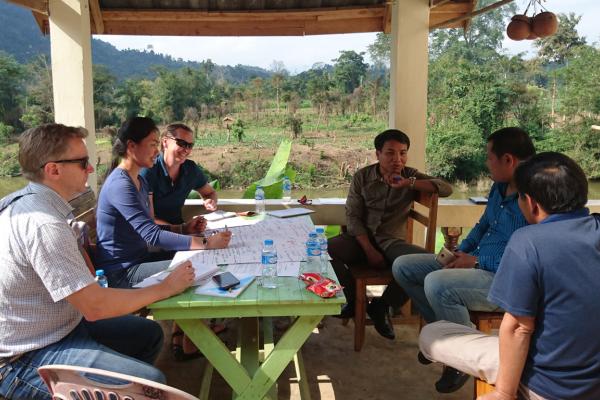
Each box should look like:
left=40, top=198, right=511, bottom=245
left=97, top=0, right=599, bottom=74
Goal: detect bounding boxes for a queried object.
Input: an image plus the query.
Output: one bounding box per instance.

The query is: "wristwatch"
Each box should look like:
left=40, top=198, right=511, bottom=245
left=408, top=176, right=416, bottom=188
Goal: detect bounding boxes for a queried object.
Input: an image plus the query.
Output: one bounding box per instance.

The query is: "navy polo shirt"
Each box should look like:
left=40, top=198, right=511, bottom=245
left=140, top=154, right=208, bottom=225
left=489, top=209, right=600, bottom=399
left=458, top=182, right=528, bottom=272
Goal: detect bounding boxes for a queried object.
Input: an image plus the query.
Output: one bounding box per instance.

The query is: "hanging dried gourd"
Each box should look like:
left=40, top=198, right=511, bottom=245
left=506, top=0, right=558, bottom=41
left=507, top=15, right=532, bottom=41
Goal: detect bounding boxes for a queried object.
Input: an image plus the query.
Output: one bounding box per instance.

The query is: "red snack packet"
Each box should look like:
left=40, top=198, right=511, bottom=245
left=299, top=273, right=343, bottom=298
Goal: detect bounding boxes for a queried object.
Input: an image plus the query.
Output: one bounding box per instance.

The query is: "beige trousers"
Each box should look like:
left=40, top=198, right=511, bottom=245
left=419, top=321, right=547, bottom=400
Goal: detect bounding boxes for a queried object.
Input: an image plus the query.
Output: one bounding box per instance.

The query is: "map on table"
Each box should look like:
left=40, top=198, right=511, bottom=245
left=169, top=216, right=315, bottom=267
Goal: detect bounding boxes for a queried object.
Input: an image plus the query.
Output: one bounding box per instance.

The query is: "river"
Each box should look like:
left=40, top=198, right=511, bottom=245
left=2, top=176, right=600, bottom=200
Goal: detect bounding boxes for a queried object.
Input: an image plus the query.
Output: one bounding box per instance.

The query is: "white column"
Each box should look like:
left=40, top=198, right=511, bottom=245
left=388, top=0, right=430, bottom=171
left=49, top=0, right=97, bottom=191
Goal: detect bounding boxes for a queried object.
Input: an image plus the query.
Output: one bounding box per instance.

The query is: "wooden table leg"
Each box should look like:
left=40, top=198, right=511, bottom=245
left=177, top=319, right=253, bottom=397
left=237, top=315, right=322, bottom=400
left=179, top=315, right=321, bottom=400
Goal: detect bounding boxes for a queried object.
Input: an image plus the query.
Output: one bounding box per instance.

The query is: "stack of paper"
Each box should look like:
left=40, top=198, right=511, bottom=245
left=202, top=210, right=237, bottom=222
left=133, top=262, right=219, bottom=288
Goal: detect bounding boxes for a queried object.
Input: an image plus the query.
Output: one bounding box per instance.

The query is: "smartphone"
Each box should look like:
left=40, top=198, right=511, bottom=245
left=212, top=272, right=240, bottom=290
left=435, top=247, right=457, bottom=267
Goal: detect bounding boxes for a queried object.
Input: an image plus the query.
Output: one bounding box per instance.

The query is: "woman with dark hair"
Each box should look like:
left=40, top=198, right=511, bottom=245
left=95, top=116, right=231, bottom=288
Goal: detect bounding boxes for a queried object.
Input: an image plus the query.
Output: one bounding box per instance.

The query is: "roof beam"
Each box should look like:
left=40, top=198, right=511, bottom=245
left=89, top=0, right=104, bottom=34
left=6, top=0, right=47, bottom=14
left=430, top=0, right=514, bottom=30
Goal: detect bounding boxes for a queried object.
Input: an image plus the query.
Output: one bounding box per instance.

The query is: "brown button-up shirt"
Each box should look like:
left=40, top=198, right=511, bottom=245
left=345, top=163, right=453, bottom=251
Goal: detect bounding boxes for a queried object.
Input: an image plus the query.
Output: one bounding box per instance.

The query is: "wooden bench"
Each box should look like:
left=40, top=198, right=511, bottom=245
left=470, top=311, right=504, bottom=398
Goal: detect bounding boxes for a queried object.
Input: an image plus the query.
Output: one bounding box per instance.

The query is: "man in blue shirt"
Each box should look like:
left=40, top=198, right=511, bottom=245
left=419, top=152, right=600, bottom=400
left=141, top=123, right=217, bottom=225
left=392, top=127, right=535, bottom=393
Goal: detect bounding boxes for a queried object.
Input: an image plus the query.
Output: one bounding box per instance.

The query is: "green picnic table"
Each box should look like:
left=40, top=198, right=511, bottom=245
left=149, top=262, right=345, bottom=400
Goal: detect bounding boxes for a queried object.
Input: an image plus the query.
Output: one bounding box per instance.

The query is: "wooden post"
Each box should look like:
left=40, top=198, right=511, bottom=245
left=49, top=0, right=97, bottom=192
left=389, top=0, right=429, bottom=171
left=389, top=0, right=429, bottom=246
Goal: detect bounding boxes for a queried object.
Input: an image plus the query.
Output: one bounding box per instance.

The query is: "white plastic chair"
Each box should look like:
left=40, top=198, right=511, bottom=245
left=38, top=365, right=198, bottom=400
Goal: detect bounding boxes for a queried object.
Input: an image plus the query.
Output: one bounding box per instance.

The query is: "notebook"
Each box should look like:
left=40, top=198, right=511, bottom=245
left=267, top=207, right=315, bottom=218
left=469, top=196, right=488, bottom=204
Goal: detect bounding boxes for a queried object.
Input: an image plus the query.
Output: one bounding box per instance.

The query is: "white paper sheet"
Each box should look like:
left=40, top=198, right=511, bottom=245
left=202, top=210, right=237, bottom=222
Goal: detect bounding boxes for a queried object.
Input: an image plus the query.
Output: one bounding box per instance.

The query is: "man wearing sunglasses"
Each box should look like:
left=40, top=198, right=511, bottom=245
left=0, top=124, right=195, bottom=399
left=141, top=123, right=217, bottom=226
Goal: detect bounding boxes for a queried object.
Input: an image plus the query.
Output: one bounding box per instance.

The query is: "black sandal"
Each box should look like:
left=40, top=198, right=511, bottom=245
left=171, top=331, right=202, bottom=362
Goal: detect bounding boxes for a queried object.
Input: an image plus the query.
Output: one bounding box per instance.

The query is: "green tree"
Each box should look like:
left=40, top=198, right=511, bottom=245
left=367, top=33, right=391, bottom=67
left=20, top=55, right=54, bottom=128
left=0, top=51, right=25, bottom=127
left=114, top=78, right=148, bottom=121
left=535, top=13, right=586, bottom=65
left=332, top=50, right=368, bottom=94
left=93, top=65, right=118, bottom=128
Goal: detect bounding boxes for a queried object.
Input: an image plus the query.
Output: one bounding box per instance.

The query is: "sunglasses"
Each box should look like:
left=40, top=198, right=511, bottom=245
left=167, top=136, right=194, bottom=150
left=40, top=156, right=90, bottom=170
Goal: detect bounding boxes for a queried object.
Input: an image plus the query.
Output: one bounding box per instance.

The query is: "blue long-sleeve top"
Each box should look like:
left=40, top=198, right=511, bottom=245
left=457, top=182, right=528, bottom=273
left=95, top=168, right=191, bottom=272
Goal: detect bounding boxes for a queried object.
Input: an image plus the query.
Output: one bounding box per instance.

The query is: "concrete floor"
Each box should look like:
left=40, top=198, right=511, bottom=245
left=155, top=317, right=473, bottom=400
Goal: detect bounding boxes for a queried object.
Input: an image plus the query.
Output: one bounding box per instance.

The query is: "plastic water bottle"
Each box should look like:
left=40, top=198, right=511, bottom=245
left=261, top=239, right=278, bottom=288
left=255, top=185, right=266, bottom=214
left=95, top=269, right=108, bottom=288
left=282, top=176, right=292, bottom=202
left=305, top=232, right=321, bottom=272
left=315, top=227, right=328, bottom=275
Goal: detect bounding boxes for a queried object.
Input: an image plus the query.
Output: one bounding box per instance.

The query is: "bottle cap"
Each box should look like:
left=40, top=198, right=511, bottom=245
left=96, top=269, right=105, bottom=276
left=284, top=176, right=289, bottom=179
left=264, top=239, right=274, bottom=245
left=256, top=185, right=263, bottom=189
left=309, top=232, right=317, bottom=238
left=316, top=227, right=325, bottom=233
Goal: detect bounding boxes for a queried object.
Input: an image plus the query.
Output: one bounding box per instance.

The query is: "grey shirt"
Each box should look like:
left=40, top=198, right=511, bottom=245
left=0, top=183, right=95, bottom=357
left=345, top=164, right=453, bottom=251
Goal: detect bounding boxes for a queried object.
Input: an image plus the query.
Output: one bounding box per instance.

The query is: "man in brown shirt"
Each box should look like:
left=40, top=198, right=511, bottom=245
left=329, top=129, right=452, bottom=339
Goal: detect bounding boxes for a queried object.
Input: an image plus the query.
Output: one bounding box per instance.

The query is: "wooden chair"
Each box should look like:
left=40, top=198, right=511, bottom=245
left=470, top=311, right=504, bottom=399
left=348, top=191, right=439, bottom=351
left=38, top=364, right=198, bottom=400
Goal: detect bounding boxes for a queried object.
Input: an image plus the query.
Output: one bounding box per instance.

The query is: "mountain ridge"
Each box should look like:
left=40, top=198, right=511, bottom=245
left=0, top=1, right=272, bottom=82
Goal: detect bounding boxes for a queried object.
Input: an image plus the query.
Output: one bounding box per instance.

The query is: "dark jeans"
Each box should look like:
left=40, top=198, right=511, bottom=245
left=0, top=316, right=165, bottom=400
left=328, top=233, right=427, bottom=309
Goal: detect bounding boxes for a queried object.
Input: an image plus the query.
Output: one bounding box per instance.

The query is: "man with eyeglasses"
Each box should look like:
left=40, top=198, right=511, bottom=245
left=0, top=124, right=196, bottom=399
left=141, top=123, right=217, bottom=226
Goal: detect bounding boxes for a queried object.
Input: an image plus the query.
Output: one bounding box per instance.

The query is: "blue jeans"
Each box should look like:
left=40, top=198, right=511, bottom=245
left=0, top=316, right=165, bottom=400
left=106, top=259, right=171, bottom=289
left=392, top=254, right=500, bottom=326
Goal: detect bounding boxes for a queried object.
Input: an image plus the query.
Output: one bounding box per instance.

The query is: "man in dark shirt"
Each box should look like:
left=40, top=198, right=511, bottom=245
left=329, top=129, right=452, bottom=340
left=420, top=152, right=600, bottom=400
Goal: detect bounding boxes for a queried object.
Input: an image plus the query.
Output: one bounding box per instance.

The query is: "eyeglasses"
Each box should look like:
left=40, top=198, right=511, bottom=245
left=40, top=156, right=90, bottom=170
left=166, top=136, right=194, bottom=150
